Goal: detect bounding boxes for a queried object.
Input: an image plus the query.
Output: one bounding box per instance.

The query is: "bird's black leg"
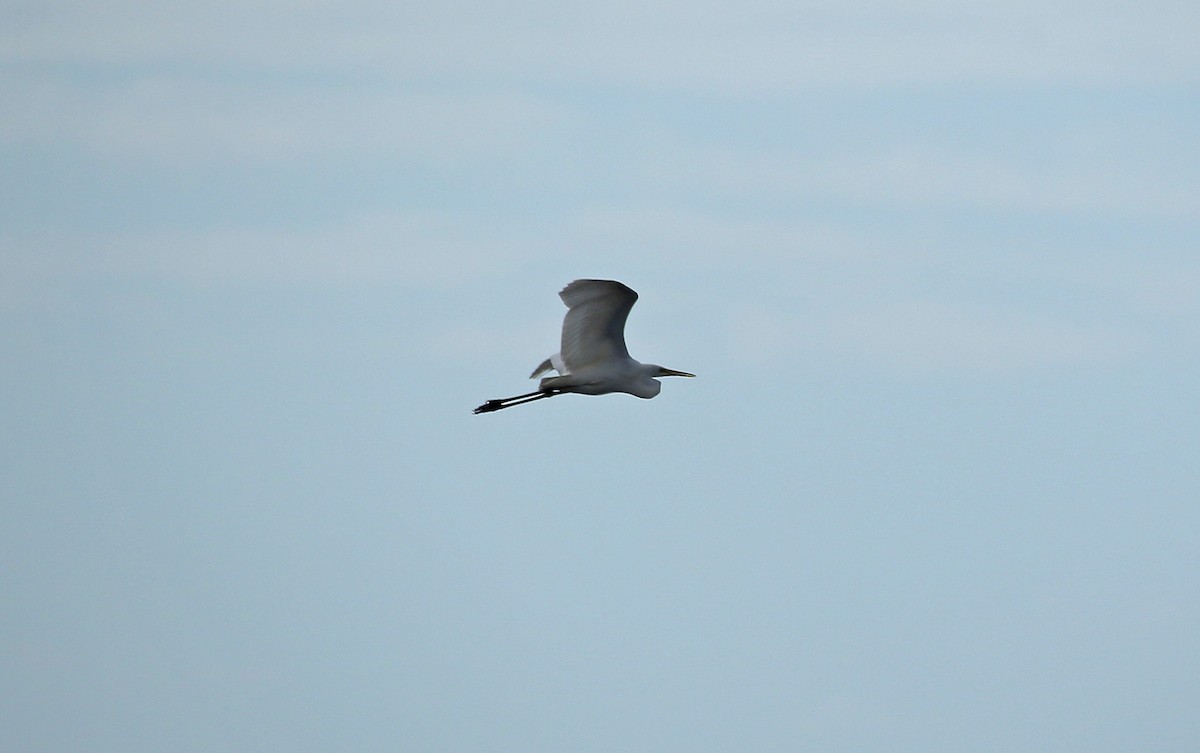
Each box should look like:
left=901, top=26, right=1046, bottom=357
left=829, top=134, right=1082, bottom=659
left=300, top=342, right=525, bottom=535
left=473, top=389, right=561, bottom=414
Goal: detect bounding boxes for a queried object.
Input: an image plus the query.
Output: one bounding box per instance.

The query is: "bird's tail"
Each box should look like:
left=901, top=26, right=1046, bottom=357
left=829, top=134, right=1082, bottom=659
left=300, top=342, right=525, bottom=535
left=529, top=353, right=567, bottom=379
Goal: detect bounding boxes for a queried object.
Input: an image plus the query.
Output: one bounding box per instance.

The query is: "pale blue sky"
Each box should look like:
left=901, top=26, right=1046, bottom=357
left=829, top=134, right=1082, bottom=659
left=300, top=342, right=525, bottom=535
left=3, top=3, right=1198, bottom=752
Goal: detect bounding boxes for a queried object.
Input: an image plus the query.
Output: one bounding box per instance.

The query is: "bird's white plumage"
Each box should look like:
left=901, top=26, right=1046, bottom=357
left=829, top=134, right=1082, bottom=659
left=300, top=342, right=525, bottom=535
left=473, top=279, right=693, bottom=413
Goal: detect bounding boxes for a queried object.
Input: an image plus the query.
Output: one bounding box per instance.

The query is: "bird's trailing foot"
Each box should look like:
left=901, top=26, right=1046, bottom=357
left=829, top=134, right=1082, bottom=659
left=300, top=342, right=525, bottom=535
left=473, top=399, right=506, bottom=414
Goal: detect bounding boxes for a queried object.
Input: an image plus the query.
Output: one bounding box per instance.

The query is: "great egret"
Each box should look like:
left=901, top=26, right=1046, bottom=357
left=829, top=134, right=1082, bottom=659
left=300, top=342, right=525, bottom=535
left=473, top=279, right=695, bottom=414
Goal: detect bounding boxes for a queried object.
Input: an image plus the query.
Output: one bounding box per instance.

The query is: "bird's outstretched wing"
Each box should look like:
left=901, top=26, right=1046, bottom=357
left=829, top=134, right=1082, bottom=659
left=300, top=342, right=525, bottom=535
left=558, top=279, right=637, bottom=372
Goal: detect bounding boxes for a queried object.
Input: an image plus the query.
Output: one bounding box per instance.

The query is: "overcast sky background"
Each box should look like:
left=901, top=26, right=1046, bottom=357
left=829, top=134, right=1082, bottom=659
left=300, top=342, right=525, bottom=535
left=3, top=2, right=1198, bottom=752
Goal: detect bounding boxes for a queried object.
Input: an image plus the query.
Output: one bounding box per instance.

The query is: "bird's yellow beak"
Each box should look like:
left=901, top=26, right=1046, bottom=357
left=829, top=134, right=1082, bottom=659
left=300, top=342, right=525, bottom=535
left=659, top=368, right=695, bottom=378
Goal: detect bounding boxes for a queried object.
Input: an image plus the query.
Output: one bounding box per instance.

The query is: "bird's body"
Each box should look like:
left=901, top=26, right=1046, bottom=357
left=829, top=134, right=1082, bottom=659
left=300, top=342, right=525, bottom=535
left=474, top=279, right=694, bottom=414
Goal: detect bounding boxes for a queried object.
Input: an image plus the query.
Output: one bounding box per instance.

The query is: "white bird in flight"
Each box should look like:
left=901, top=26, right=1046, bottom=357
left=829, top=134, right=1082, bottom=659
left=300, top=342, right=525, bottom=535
left=474, top=279, right=695, bottom=414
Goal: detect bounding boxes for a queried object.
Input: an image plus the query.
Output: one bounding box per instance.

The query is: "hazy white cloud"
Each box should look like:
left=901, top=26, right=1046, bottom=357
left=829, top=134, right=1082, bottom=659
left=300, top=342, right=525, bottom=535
left=822, top=300, right=1143, bottom=374
left=820, top=146, right=1200, bottom=218
left=542, top=121, right=1198, bottom=222
left=5, top=0, right=1194, bottom=225
left=724, top=297, right=1144, bottom=376
left=5, top=69, right=1191, bottom=224
left=0, top=72, right=566, bottom=166
left=4, top=1, right=1197, bottom=89
left=1, top=210, right=526, bottom=291
left=564, top=207, right=881, bottom=268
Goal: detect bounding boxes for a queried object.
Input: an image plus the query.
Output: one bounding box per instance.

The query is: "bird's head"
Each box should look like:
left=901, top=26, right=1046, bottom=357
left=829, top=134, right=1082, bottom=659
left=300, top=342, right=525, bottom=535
left=625, top=364, right=695, bottom=399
